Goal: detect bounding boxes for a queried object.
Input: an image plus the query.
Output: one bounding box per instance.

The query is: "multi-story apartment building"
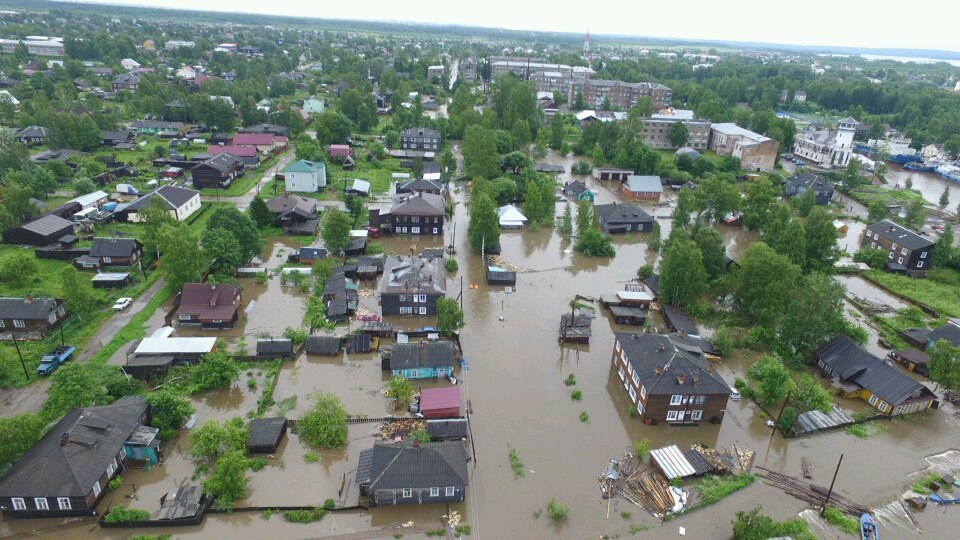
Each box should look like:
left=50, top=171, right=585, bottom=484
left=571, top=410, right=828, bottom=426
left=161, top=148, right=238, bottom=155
left=400, top=127, right=441, bottom=152
left=862, top=219, right=934, bottom=272
left=641, top=109, right=711, bottom=150
left=709, top=123, right=780, bottom=172
left=569, top=80, right=672, bottom=111
left=0, top=37, right=64, bottom=56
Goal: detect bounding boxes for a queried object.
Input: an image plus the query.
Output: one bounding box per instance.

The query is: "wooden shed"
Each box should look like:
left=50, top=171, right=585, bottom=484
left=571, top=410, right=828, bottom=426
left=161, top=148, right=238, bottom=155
left=256, top=338, right=294, bottom=359
left=486, top=266, right=516, bottom=286
left=304, top=335, right=341, bottom=356
left=417, top=386, right=461, bottom=419
left=247, top=417, right=288, bottom=453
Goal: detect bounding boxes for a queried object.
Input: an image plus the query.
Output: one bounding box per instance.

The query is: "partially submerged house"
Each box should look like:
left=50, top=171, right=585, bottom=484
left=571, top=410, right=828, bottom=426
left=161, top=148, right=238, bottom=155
left=265, top=193, right=319, bottom=235
left=861, top=219, right=934, bottom=273
left=784, top=172, right=835, bottom=205
left=256, top=338, right=294, bottom=359
left=620, top=175, right=663, bottom=202
left=0, top=297, right=67, bottom=340
left=426, top=419, right=468, bottom=442
left=925, top=320, right=960, bottom=348
left=563, top=180, right=595, bottom=202
left=660, top=303, right=700, bottom=337
left=247, top=417, right=287, bottom=453
left=496, top=204, right=528, bottom=229
left=612, top=333, right=731, bottom=425
left=888, top=349, right=930, bottom=377
left=383, top=341, right=456, bottom=380
left=0, top=396, right=156, bottom=518
left=815, top=334, right=936, bottom=415
left=370, top=192, right=445, bottom=235
left=379, top=256, right=446, bottom=316
left=595, top=203, right=654, bottom=233
left=416, top=386, right=461, bottom=418
left=304, top=335, right=342, bottom=356
left=175, top=283, right=242, bottom=328
left=356, top=441, right=468, bottom=506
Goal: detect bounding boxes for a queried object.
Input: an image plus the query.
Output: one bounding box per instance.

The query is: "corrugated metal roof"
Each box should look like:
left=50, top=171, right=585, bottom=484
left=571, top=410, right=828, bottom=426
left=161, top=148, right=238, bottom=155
left=651, top=445, right=696, bottom=479
left=135, top=337, right=217, bottom=355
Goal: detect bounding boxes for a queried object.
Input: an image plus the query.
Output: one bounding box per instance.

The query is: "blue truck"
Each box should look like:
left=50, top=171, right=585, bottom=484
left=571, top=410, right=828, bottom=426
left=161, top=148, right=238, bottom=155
left=36, top=345, right=76, bottom=375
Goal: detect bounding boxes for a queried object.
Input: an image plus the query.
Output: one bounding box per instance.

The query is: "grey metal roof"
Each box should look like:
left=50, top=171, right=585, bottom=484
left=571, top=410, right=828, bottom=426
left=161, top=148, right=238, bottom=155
left=624, top=175, right=663, bottom=193
left=927, top=321, right=960, bottom=346
left=158, top=485, right=203, bottom=520
left=197, top=152, right=242, bottom=173
left=660, top=303, right=699, bottom=336
left=89, top=237, right=140, bottom=258
left=124, top=185, right=199, bottom=212
left=389, top=341, right=455, bottom=370
left=401, top=127, right=440, bottom=139
left=0, top=396, right=148, bottom=498
left=18, top=214, right=74, bottom=236
left=815, top=334, right=928, bottom=405
left=362, top=441, right=468, bottom=491
left=614, top=333, right=730, bottom=398
left=389, top=192, right=445, bottom=216
left=595, top=203, right=654, bottom=226
left=379, top=256, right=446, bottom=295
left=248, top=417, right=287, bottom=451
left=426, top=419, right=468, bottom=440
left=397, top=179, right=443, bottom=193
left=256, top=338, right=293, bottom=355
left=304, top=335, right=341, bottom=355
left=0, top=297, right=60, bottom=320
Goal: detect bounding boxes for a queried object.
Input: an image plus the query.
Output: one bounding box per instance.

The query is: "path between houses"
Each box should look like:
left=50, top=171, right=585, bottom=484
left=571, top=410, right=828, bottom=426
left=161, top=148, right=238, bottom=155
left=200, top=147, right=296, bottom=210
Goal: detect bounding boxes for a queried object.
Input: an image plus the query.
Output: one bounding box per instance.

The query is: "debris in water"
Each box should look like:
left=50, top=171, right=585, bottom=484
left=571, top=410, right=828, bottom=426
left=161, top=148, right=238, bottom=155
left=801, top=457, right=813, bottom=479
left=678, top=526, right=686, bottom=535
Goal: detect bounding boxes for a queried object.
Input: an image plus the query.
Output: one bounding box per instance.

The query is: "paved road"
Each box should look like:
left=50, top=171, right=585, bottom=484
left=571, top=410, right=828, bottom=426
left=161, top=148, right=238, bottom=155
left=200, top=148, right=296, bottom=210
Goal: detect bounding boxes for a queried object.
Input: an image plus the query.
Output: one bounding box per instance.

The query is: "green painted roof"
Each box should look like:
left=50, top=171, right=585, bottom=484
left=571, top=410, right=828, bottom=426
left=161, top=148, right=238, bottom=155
left=285, top=159, right=326, bottom=173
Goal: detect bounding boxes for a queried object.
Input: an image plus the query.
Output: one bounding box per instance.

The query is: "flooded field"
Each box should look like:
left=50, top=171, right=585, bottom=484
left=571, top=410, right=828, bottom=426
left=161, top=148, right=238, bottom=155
left=4, top=165, right=960, bottom=540
left=887, top=166, right=960, bottom=209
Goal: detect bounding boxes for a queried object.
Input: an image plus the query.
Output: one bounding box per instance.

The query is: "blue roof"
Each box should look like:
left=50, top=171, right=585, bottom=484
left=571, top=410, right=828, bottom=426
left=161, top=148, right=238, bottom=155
left=625, top=175, right=663, bottom=193
left=285, top=160, right=326, bottom=173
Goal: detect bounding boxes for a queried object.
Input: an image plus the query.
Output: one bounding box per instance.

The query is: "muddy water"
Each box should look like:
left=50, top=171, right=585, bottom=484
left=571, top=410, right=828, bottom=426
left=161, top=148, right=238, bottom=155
left=887, top=165, right=960, bottom=209
left=835, top=275, right=910, bottom=312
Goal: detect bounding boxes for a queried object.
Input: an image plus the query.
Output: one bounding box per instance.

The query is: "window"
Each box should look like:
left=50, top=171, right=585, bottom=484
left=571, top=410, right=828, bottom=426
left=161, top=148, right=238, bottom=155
left=892, top=243, right=897, bottom=250
left=445, top=486, right=455, bottom=497
left=691, top=410, right=703, bottom=421
left=410, top=370, right=418, bottom=378
left=399, top=295, right=408, bottom=302
left=618, top=365, right=625, bottom=381
left=917, top=261, right=924, bottom=268
left=631, top=371, right=640, bottom=387
left=901, top=248, right=908, bottom=255
left=34, top=498, right=48, bottom=510
left=57, top=498, right=71, bottom=510
left=695, top=395, right=705, bottom=405
left=628, top=386, right=637, bottom=403
left=419, top=307, right=427, bottom=315
left=433, top=228, right=438, bottom=234
left=106, top=459, right=116, bottom=477
left=893, top=406, right=902, bottom=415
left=636, top=403, right=644, bottom=415
left=430, top=487, right=439, bottom=497
left=666, top=411, right=678, bottom=421
left=868, top=394, right=878, bottom=406
left=12, top=498, right=25, bottom=510
left=898, top=257, right=903, bottom=264
left=92, top=480, right=101, bottom=497
left=640, top=385, right=646, bottom=399
left=13, top=319, right=25, bottom=328
left=921, top=251, right=927, bottom=259
left=411, top=227, right=420, bottom=234
left=102, top=257, right=112, bottom=263
left=670, top=395, right=682, bottom=406
left=402, top=488, right=412, bottom=498
left=0, top=320, right=4, bottom=328
left=399, top=307, right=412, bottom=315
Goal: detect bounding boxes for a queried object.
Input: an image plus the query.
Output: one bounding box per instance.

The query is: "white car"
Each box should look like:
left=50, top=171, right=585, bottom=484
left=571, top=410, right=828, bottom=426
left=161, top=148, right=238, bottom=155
left=113, top=297, right=133, bottom=311
left=729, top=387, right=741, bottom=401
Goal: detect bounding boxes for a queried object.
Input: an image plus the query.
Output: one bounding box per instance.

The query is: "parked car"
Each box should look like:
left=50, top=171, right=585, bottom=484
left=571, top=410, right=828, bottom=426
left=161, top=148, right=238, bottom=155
left=113, top=297, right=133, bottom=311
left=366, top=226, right=382, bottom=238
left=36, top=345, right=76, bottom=375
left=729, top=387, right=741, bottom=401
left=357, top=313, right=381, bottom=322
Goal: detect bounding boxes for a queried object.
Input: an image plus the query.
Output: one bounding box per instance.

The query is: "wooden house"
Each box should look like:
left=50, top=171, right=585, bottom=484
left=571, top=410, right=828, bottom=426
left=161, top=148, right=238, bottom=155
left=595, top=203, right=654, bottom=234
left=85, top=238, right=143, bottom=268
left=175, top=284, right=242, bottom=328
left=356, top=441, right=468, bottom=507
left=265, top=193, right=318, bottom=235
left=190, top=153, right=244, bottom=189
left=815, top=335, right=936, bottom=415
left=888, top=349, right=930, bottom=377
left=0, top=297, right=66, bottom=340
left=378, top=256, right=446, bottom=316
left=383, top=341, right=455, bottom=380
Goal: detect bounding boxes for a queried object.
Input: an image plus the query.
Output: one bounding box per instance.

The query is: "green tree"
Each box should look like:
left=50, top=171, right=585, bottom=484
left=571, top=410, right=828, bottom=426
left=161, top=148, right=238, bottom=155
left=940, top=186, right=950, bottom=208
left=804, top=208, right=839, bottom=271
left=206, top=206, right=262, bottom=261
left=854, top=247, right=888, bottom=268
left=190, top=417, right=250, bottom=460
left=932, top=223, right=956, bottom=269
left=575, top=199, right=592, bottom=235
left=867, top=199, right=888, bottom=223
left=145, top=390, right=194, bottom=439
left=694, top=226, right=726, bottom=279
left=660, top=233, right=708, bottom=307
left=748, top=354, right=792, bottom=406
left=60, top=266, right=99, bottom=318
left=695, top=176, right=741, bottom=222
left=73, top=177, right=96, bottom=196
left=321, top=209, right=353, bottom=256
left=467, top=193, right=500, bottom=254
left=559, top=204, right=573, bottom=238
left=668, top=121, right=689, bottom=148
left=903, top=199, right=926, bottom=230
left=791, top=373, right=832, bottom=414
left=928, top=340, right=960, bottom=392
left=492, top=177, right=518, bottom=205
left=0, top=413, right=46, bottom=471
left=792, top=188, right=816, bottom=217
left=439, top=147, right=456, bottom=181
left=735, top=242, right=802, bottom=326
left=159, top=223, right=202, bottom=289
left=462, top=124, right=500, bottom=179
left=386, top=375, right=414, bottom=410
left=139, top=197, right=176, bottom=259
left=188, top=351, right=240, bottom=394
left=672, top=188, right=696, bottom=229
left=299, top=392, right=348, bottom=448
left=204, top=450, right=249, bottom=509
left=775, top=219, right=806, bottom=268
left=742, top=177, right=778, bottom=230
left=46, top=364, right=109, bottom=417
left=575, top=229, right=616, bottom=257
left=549, top=113, right=564, bottom=150
left=201, top=228, right=244, bottom=277
left=436, top=297, right=465, bottom=337
left=775, top=273, right=846, bottom=362
left=0, top=251, right=38, bottom=285
left=248, top=196, right=274, bottom=227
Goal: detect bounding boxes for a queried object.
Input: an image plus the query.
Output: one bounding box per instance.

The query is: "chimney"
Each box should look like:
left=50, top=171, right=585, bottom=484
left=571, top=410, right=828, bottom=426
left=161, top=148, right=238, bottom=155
left=656, top=342, right=665, bottom=352
left=655, top=363, right=663, bottom=374
left=59, top=432, right=69, bottom=446
left=677, top=373, right=686, bottom=385
left=692, top=373, right=700, bottom=385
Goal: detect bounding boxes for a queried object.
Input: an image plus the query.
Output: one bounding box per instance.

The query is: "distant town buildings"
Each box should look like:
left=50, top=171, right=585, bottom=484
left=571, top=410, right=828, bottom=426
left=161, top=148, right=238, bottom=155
left=709, top=123, right=780, bottom=172
left=0, top=36, right=64, bottom=56
left=569, top=79, right=672, bottom=110
left=642, top=109, right=711, bottom=150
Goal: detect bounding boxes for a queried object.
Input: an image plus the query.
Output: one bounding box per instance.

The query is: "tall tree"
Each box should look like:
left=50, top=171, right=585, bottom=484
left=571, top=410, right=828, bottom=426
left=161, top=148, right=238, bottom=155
left=668, top=121, right=689, bottom=148
left=60, top=266, right=99, bottom=319
left=248, top=196, right=274, bottom=228
left=940, top=186, right=950, bottom=208
left=159, top=223, right=203, bottom=289
left=321, top=209, right=352, bottom=256
left=735, top=242, right=801, bottom=326
left=928, top=340, right=960, bottom=392
left=742, top=177, right=778, bottom=230
left=462, top=124, right=500, bottom=179
left=748, top=354, right=792, bottom=406
left=775, top=273, right=846, bottom=361
left=804, top=208, right=838, bottom=271
left=201, top=228, right=244, bottom=276
left=206, top=206, right=262, bottom=261
left=775, top=219, right=807, bottom=268
left=467, top=193, right=500, bottom=254
left=140, top=197, right=176, bottom=259
left=436, top=297, right=465, bottom=337
left=549, top=113, right=564, bottom=150
left=695, top=177, right=740, bottom=223
left=867, top=198, right=888, bottom=223
left=660, top=234, right=708, bottom=307
left=694, top=226, right=726, bottom=279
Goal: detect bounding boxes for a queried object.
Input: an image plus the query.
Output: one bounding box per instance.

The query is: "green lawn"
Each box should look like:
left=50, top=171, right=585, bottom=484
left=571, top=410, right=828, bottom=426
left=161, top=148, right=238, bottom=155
left=326, top=157, right=406, bottom=194
left=849, top=185, right=926, bottom=207
left=199, top=153, right=282, bottom=197
left=865, top=268, right=960, bottom=318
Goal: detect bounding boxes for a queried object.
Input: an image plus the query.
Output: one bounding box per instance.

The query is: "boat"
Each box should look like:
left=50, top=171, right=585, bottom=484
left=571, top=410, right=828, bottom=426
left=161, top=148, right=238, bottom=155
left=936, top=163, right=960, bottom=183
left=889, top=153, right=922, bottom=164
left=929, top=493, right=960, bottom=505
left=860, top=513, right=879, bottom=540
left=903, top=162, right=935, bottom=172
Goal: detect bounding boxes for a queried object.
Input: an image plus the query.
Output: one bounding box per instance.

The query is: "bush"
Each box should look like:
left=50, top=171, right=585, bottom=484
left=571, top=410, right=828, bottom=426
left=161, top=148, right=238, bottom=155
left=445, top=258, right=459, bottom=272
left=108, top=475, right=124, bottom=492
left=509, top=447, right=525, bottom=478
left=408, top=429, right=430, bottom=443
left=634, top=438, right=651, bottom=459
left=283, top=507, right=328, bottom=523
left=742, top=325, right=774, bottom=350
left=104, top=506, right=151, bottom=523
left=854, top=247, right=888, bottom=268
left=204, top=450, right=250, bottom=509
left=693, top=473, right=756, bottom=506
left=779, top=406, right=798, bottom=433
left=283, top=326, right=307, bottom=345
left=547, top=498, right=569, bottom=524
left=714, top=326, right=733, bottom=357
left=188, top=352, right=240, bottom=394
left=145, top=391, right=194, bottom=440
left=636, top=264, right=654, bottom=280
left=571, top=160, right=592, bottom=175
left=248, top=457, right=267, bottom=472
left=304, top=452, right=320, bottom=463
left=563, top=373, right=577, bottom=386
left=579, top=412, right=589, bottom=423
left=366, top=242, right=385, bottom=255
left=822, top=506, right=860, bottom=535
left=299, top=392, right=348, bottom=448
left=574, top=229, right=616, bottom=257
left=570, top=389, right=582, bottom=401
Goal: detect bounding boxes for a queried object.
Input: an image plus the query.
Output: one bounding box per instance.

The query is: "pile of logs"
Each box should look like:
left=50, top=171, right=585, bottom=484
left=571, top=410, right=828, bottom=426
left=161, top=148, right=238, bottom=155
left=757, top=467, right=869, bottom=516
left=692, top=444, right=755, bottom=474
left=378, top=419, right=426, bottom=440
left=620, top=470, right=676, bottom=515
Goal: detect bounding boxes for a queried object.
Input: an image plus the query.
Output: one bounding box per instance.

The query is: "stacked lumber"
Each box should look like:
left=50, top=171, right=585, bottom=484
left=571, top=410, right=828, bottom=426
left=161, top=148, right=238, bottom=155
left=378, top=419, right=426, bottom=439
left=692, top=444, right=755, bottom=474
left=757, top=467, right=869, bottom=516
left=621, top=470, right=674, bottom=515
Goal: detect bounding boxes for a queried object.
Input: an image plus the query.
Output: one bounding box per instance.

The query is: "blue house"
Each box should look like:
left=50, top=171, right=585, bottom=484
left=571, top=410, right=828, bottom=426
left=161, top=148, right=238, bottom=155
left=386, top=341, right=456, bottom=380
left=925, top=320, right=960, bottom=349
left=563, top=180, right=596, bottom=202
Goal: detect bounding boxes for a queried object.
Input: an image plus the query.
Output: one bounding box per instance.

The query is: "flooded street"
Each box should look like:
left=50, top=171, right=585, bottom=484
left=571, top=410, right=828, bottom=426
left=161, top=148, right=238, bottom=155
left=4, top=167, right=959, bottom=540
left=886, top=165, right=960, bottom=209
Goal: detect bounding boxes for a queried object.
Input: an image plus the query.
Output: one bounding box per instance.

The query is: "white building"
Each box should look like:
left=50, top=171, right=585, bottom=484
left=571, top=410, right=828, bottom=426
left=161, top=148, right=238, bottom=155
left=496, top=205, right=528, bottom=229
left=792, top=117, right=858, bottom=169
left=121, top=58, right=141, bottom=71
left=283, top=160, right=327, bottom=192
left=303, top=96, right=325, bottom=114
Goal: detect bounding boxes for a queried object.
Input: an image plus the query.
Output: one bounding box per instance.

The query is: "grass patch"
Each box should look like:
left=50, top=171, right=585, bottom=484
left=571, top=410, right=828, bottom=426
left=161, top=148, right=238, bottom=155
left=666, top=473, right=756, bottom=519
left=910, top=472, right=952, bottom=495
left=104, top=506, right=151, bottom=523
left=570, top=389, right=582, bottom=401
left=547, top=498, right=569, bottom=524
left=282, top=506, right=328, bottom=523
left=822, top=506, right=861, bottom=535
left=254, top=359, right=282, bottom=417
left=845, top=420, right=888, bottom=439
left=579, top=411, right=589, bottom=423
left=864, top=268, right=960, bottom=318
left=199, top=153, right=283, bottom=197
left=848, top=184, right=926, bottom=207
left=508, top=447, right=525, bottom=478
left=325, top=157, right=406, bottom=194
left=563, top=373, right=577, bottom=386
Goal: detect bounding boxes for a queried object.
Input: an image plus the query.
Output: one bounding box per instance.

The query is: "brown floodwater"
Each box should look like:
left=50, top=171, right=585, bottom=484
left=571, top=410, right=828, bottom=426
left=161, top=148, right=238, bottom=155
left=5, top=169, right=960, bottom=540
left=886, top=165, right=960, bottom=209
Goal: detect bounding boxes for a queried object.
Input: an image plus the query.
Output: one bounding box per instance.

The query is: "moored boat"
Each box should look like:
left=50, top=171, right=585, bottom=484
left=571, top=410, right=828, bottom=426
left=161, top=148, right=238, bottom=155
left=889, top=153, right=922, bottom=164
left=903, top=162, right=935, bottom=172
left=936, top=163, right=960, bottom=182
left=860, top=513, right=879, bottom=540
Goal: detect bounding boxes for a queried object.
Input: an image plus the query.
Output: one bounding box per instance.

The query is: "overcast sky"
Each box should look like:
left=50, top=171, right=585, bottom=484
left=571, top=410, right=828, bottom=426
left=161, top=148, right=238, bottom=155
left=90, top=0, right=959, bottom=53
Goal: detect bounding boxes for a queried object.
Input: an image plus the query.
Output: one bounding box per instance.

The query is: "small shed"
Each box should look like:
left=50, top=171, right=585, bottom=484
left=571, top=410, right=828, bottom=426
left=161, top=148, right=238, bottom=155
left=426, top=418, right=468, bottom=441
left=346, top=333, right=372, bottom=353
left=346, top=179, right=371, bottom=196
left=91, top=272, right=132, bottom=288
left=124, top=355, right=175, bottom=380
left=248, top=417, right=288, bottom=453
left=256, top=338, right=294, bottom=358
left=616, top=290, right=653, bottom=308
left=559, top=313, right=592, bottom=343
left=661, top=303, right=699, bottom=336
left=609, top=305, right=647, bottom=326
left=158, top=485, right=207, bottom=522
left=889, top=349, right=930, bottom=377
left=304, top=335, right=342, bottom=356
left=650, top=444, right=714, bottom=479
left=898, top=328, right=930, bottom=349
left=486, top=266, right=517, bottom=286
left=418, top=386, right=461, bottom=418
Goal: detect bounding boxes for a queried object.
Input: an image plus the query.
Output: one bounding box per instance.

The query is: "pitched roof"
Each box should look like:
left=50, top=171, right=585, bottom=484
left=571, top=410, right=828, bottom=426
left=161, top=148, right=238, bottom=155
left=256, top=338, right=293, bottom=355
left=426, top=419, right=468, bottom=440
left=389, top=341, right=455, bottom=370
left=785, top=172, right=834, bottom=193
left=389, top=192, right=444, bottom=216
left=927, top=321, right=960, bottom=346
left=361, top=441, right=468, bottom=490
left=401, top=127, right=440, bottom=139
left=866, top=220, right=934, bottom=251
left=285, top=159, right=326, bottom=173
left=624, top=175, right=663, bottom=194
left=496, top=204, right=528, bottom=225
left=379, top=256, right=446, bottom=295
left=614, top=333, right=731, bottom=397
left=124, top=185, right=199, bottom=212
left=207, top=145, right=258, bottom=157
left=595, top=203, right=654, bottom=225
left=0, top=297, right=60, bottom=320
left=265, top=193, right=316, bottom=216
left=0, top=396, right=147, bottom=498
left=17, top=126, right=49, bottom=138
left=304, top=335, right=341, bottom=355
left=177, top=283, right=241, bottom=320
left=397, top=179, right=443, bottom=192
left=816, top=334, right=927, bottom=405
left=419, top=386, right=461, bottom=412
left=14, top=214, right=74, bottom=237
left=231, top=133, right=279, bottom=146
left=89, top=237, right=140, bottom=258
left=197, top=153, right=243, bottom=173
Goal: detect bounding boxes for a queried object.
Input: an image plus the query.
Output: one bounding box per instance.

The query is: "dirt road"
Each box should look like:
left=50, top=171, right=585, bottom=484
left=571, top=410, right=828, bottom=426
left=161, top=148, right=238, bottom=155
left=200, top=148, right=296, bottom=210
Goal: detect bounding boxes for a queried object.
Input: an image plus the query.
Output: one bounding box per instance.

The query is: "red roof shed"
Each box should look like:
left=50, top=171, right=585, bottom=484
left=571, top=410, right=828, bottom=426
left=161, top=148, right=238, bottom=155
left=329, top=144, right=351, bottom=158
left=418, top=386, right=461, bottom=418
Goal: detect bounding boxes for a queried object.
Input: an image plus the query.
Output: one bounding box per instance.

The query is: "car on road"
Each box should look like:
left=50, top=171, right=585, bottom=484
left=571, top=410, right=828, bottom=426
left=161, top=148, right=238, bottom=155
left=113, top=297, right=133, bottom=311
left=357, top=314, right=381, bottom=322
left=729, top=386, right=741, bottom=401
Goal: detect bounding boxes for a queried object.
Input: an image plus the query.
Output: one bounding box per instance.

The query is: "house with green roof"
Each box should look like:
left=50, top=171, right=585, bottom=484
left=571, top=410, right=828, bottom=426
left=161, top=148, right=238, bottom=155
left=283, top=160, right=327, bottom=192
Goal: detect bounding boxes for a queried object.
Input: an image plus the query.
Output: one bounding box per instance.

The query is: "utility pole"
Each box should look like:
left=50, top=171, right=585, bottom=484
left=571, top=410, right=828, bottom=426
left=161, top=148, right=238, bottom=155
left=771, top=389, right=792, bottom=439
left=12, top=333, right=28, bottom=380
left=820, top=454, right=844, bottom=516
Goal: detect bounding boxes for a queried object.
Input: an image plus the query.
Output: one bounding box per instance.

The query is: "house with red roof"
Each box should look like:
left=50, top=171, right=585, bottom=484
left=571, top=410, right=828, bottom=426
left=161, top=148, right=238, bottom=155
left=207, top=145, right=260, bottom=168
left=175, top=283, right=242, bottom=328
left=231, top=133, right=288, bottom=155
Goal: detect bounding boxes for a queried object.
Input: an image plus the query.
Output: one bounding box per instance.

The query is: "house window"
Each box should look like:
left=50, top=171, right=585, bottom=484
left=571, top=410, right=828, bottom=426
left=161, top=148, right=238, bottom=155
left=901, top=248, right=908, bottom=255
left=631, top=371, right=639, bottom=386
left=691, top=410, right=703, bottom=421
left=666, top=411, right=679, bottom=421
left=636, top=403, right=644, bottom=415
left=402, top=488, right=412, bottom=498
left=640, top=385, right=646, bottom=399
left=879, top=400, right=888, bottom=412
left=57, top=498, right=71, bottom=510
left=411, top=227, right=420, bottom=234
left=670, top=395, right=682, bottom=406
left=0, top=320, right=4, bottom=328
left=628, top=386, right=637, bottom=403
left=695, top=396, right=705, bottom=405
left=917, top=261, right=924, bottom=268
left=92, top=481, right=101, bottom=497
left=102, top=257, right=112, bottom=263
left=893, top=406, right=902, bottom=415
left=12, top=498, right=25, bottom=510
left=868, top=394, right=878, bottom=406
left=430, top=487, right=439, bottom=497
left=419, top=307, right=427, bottom=315
left=399, top=307, right=412, bottom=315
left=13, top=319, right=25, bottom=328
left=445, top=486, right=455, bottom=496
left=897, top=257, right=903, bottom=264
left=433, top=228, right=438, bottom=234
left=34, top=498, right=49, bottom=510
left=400, top=295, right=408, bottom=302
left=920, top=251, right=927, bottom=259
left=618, top=365, right=625, bottom=381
